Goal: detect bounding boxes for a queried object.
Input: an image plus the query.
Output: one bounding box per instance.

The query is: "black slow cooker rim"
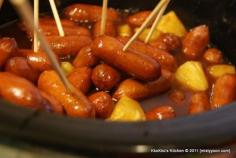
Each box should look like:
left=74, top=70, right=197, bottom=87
left=0, top=0, right=236, bottom=154
left=0, top=99, right=235, bottom=149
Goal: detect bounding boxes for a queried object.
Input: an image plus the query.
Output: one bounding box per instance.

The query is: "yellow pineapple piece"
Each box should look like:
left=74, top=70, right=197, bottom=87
left=157, top=11, right=187, bottom=37
left=61, top=62, right=74, bottom=75
left=107, top=96, right=146, bottom=122
left=175, top=61, right=209, bottom=91
left=118, top=24, right=132, bottom=37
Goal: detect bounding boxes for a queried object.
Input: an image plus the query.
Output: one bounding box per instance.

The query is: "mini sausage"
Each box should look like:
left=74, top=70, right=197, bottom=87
left=93, top=20, right=117, bottom=38
left=38, top=70, right=94, bottom=118
left=211, top=74, right=236, bottom=109
left=146, top=106, right=176, bottom=121
left=146, top=69, right=174, bottom=96
left=118, top=37, right=177, bottom=72
left=44, top=35, right=92, bottom=56
left=39, top=17, right=76, bottom=27
left=182, top=25, right=209, bottom=59
left=0, top=37, right=18, bottom=67
left=73, top=45, right=98, bottom=68
left=112, top=79, right=149, bottom=101
left=126, top=11, right=151, bottom=27
left=113, top=69, right=173, bottom=101
left=67, top=67, right=92, bottom=94
left=89, top=91, right=114, bottom=119
left=64, top=3, right=119, bottom=23
left=189, top=92, right=210, bottom=115
left=5, top=57, right=39, bottom=82
left=18, top=49, right=55, bottom=72
left=203, top=48, right=223, bottom=64
left=22, top=19, right=87, bottom=38
left=40, top=90, right=64, bottom=114
left=0, top=72, right=47, bottom=109
left=168, top=89, right=185, bottom=104
left=150, top=33, right=182, bottom=52
left=39, top=24, right=91, bottom=37
left=92, top=35, right=161, bottom=81
left=92, top=64, right=121, bottom=91
left=21, top=18, right=77, bottom=31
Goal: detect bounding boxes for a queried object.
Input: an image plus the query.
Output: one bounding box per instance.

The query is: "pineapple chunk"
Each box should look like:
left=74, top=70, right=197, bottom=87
left=135, top=11, right=186, bottom=42
left=107, top=96, right=146, bottom=122
left=157, top=11, right=187, bottom=37
left=118, top=24, right=132, bottom=37
left=135, top=27, right=161, bottom=42
left=209, top=65, right=235, bottom=78
left=175, top=61, right=209, bottom=91
left=61, top=62, right=74, bottom=75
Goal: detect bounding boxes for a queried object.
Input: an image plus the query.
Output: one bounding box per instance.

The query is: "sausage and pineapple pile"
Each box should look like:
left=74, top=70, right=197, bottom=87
left=0, top=3, right=235, bottom=121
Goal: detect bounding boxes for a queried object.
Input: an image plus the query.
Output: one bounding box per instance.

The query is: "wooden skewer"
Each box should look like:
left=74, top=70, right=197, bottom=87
left=33, top=0, right=39, bottom=52
left=145, top=0, right=170, bottom=44
left=0, top=0, right=4, bottom=9
left=48, top=0, right=65, bottom=37
left=100, top=0, right=108, bottom=35
left=9, top=0, right=91, bottom=106
left=123, top=0, right=168, bottom=51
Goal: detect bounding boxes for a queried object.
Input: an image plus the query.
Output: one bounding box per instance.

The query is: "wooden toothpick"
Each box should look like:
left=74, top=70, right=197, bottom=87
left=145, top=0, right=170, bottom=43
left=49, top=0, right=65, bottom=37
left=100, top=0, right=108, bottom=35
left=33, top=0, right=39, bottom=52
left=123, top=0, right=168, bottom=51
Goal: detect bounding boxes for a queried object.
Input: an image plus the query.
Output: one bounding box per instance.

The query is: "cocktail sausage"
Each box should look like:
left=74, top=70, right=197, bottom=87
left=64, top=3, right=119, bottom=23
left=92, top=35, right=161, bottom=81
left=38, top=70, right=94, bottom=118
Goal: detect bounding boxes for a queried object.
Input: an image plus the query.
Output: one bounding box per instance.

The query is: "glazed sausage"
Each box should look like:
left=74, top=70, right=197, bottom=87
left=21, top=18, right=77, bottom=32
left=118, top=37, right=177, bottom=72
left=39, top=17, right=76, bottom=27
left=146, top=69, right=174, bottom=96
left=126, top=11, right=151, bottom=27
left=93, top=20, right=117, bottom=38
left=39, top=24, right=91, bottom=37
left=0, top=72, right=47, bottom=109
left=22, top=19, right=88, bottom=38
left=0, top=38, right=18, bottom=67
left=73, top=45, right=98, bottom=68
left=112, top=79, right=149, bottom=101
left=189, top=92, right=210, bottom=115
left=91, top=64, right=121, bottom=91
left=67, top=67, right=92, bottom=94
left=150, top=33, right=182, bottom=52
left=211, top=74, right=236, bottom=109
left=40, top=90, right=64, bottom=114
left=113, top=69, right=173, bottom=100
left=203, top=48, right=223, bottom=64
left=89, top=91, right=114, bottom=119
left=92, top=35, right=161, bottom=81
left=18, top=49, right=55, bottom=72
left=168, top=89, right=185, bottom=104
left=182, top=25, right=209, bottom=59
left=44, top=35, right=92, bottom=56
left=38, top=70, right=94, bottom=118
left=64, top=3, right=119, bottom=23
left=5, top=57, right=39, bottom=82
left=145, top=106, right=176, bottom=121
